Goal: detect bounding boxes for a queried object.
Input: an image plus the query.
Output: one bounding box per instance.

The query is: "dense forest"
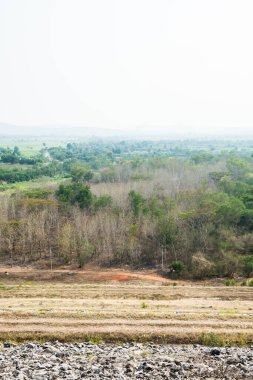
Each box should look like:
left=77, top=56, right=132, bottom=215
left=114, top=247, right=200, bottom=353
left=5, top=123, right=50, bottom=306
left=0, top=138, right=253, bottom=280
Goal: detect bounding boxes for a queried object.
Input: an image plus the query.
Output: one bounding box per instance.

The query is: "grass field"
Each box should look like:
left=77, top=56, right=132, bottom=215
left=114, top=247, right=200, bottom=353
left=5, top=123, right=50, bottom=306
left=0, top=137, right=67, bottom=156
left=0, top=176, right=68, bottom=195
left=0, top=268, right=252, bottom=346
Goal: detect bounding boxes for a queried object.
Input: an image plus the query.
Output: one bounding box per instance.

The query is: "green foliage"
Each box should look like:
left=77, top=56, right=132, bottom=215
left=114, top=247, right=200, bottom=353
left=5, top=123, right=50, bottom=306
left=128, top=190, right=147, bottom=217
left=147, top=196, right=171, bottom=219
left=191, top=152, right=214, bottom=164
left=1, top=152, right=20, bottom=164
left=130, top=173, right=151, bottom=181
left=78, top=241, right=94, bottom=267
left=86, top=335, right=103, bottom=345
left=218, top=253, right=242, bottom=278
left=100, top=167, right=117, bottom=182
left=227, top=157, right=250, bottom=180
left=21, top=189, right=52, bottom=199
left=243, top=257, right=253, bottom=277
left=201, top=333, right=226, bottom=347
left=213, top=194, right=246, bottom=225
left=56, top=183, right=93, bottom=209
left=129, top=224, right=139, bottom=237
left=242, top=190, right=253, bottom=209
left=0, top=283, right=7, bottom=290
left=225, top=279, right=236, bottom=286
left=156, top=217, right=177, bottom=249
left=0, top=146, right=42, bottom=165
left=56, top=183, right=112, bottom=212
left=209, top=171, right=229, bottom=185
left=93, top=195, right=112, bottom=211
left=219, top=178, right=250, bottom=198
left=131, top=157, right=144, bottom=169
left=239, top=210, right=253, bottom=231
left=0, top=167, right=40, bottom=183
left=17, top=198, right=58, bottom=210
left=170, top=260, right=185, bottom=276
left=3, top=140, right=253, bottom=277
left=70, top=166, right=94, bottom=183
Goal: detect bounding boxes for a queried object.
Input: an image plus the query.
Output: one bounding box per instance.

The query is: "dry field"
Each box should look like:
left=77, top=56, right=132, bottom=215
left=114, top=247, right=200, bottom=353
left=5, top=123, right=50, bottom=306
left=0, top=268, right=252, bottom=345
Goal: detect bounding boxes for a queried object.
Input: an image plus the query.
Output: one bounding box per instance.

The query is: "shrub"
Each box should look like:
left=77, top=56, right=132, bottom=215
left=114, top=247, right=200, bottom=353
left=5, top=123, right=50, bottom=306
left=244, top=257, right=253, bottom=277
left=201, top=332, right=226, bottom=347
left=170, top=260, right=185, bottom=276
left=78, top=241, right=95, bottom=267
left=128, top=190, right=146, bottom=217
left=93, top=195, right=112, bottom=211
left=56, top=183, right=93, bottom=209
left=225, top=279, right=236, bottom=286
left=21, top=189, right=52, bottom=199
left=218, top=252, right=242, bottom=278
left=70, top=166, right=94, bottom=183
left=191, top=252, right=214, bottom=279
left=156, top=217, right=178, bottom=249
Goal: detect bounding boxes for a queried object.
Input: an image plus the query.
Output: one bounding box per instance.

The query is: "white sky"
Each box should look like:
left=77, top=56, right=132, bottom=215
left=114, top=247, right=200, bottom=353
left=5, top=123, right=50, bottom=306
left=1, top=0, right=253, bottom=135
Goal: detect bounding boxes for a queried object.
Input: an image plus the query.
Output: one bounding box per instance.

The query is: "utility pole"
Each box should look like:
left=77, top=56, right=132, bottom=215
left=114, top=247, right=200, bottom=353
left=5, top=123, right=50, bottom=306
left=49, top=247, right=53, bottom=271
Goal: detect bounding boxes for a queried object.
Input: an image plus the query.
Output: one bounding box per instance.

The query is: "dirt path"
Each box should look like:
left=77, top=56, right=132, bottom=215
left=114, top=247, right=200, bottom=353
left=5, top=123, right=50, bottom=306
left=0, top=267, right=174, bottom=283
left=0, top=317, right=253, bottom=329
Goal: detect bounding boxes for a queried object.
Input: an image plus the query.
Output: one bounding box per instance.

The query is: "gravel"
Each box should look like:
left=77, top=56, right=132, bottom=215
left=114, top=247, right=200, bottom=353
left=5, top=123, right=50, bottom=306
left=0, top=341, right=252, bottom=379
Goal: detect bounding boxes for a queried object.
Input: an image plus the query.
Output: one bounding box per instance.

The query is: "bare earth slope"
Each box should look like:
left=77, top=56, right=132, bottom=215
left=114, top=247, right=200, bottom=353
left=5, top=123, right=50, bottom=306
left=0, top=267, right=174, bottom=283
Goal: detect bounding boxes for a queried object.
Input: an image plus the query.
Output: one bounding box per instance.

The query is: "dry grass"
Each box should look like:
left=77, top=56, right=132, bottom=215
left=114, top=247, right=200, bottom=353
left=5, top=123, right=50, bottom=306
left=0, top=271, right=252, bottom=345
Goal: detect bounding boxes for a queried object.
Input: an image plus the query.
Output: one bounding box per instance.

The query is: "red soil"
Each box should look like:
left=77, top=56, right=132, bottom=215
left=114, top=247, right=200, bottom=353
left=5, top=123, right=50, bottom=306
left=0, top=267, right=172, bottom=284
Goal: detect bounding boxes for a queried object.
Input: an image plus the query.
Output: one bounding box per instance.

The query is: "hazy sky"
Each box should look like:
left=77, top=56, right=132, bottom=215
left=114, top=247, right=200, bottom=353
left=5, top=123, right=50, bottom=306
left=1, top=0, right=253, bottom=135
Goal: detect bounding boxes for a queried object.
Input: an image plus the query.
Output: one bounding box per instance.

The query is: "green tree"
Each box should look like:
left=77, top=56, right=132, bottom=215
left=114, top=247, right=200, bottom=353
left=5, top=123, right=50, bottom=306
left=170, top=260, right=185, bottom=276
left=227, top=157, right=250, bottom=180
left=191, top=152, right=214, bottom=164
left=93, top=195, right=112, bottom=211
left=215, top=195, right=245, bottom=225
left=56, top=183, right=93, bottom=209
left=128, top=190, right=146, bottom=217
left=70, top=166, right=94, bottom=183
left=156, top=217, right=177, bottom=250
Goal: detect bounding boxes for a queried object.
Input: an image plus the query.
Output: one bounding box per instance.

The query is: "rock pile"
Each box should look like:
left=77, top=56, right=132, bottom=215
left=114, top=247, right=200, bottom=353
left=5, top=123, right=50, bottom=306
left=0, top=342, right=252, bottom=379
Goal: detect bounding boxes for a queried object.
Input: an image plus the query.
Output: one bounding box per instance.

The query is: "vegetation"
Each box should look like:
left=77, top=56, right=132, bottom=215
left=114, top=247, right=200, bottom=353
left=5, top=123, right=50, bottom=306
left=0, top=138, right=253, bottom=279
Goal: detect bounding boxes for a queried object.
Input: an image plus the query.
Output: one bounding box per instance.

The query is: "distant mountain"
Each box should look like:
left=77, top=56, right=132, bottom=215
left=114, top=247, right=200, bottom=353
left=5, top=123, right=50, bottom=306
left=1, top=122, right=253, bottom=139
left=0, top=123, right=125, bottom=138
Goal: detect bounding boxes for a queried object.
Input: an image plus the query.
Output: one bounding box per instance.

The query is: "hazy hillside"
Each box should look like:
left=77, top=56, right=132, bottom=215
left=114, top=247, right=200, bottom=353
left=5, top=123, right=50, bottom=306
left=0, top=123, right=125, bottom=138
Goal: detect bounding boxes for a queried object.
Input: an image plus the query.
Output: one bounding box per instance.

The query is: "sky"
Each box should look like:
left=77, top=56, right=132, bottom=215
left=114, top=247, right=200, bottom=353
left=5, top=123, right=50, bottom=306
left=1, top=0, right=253, bottom=136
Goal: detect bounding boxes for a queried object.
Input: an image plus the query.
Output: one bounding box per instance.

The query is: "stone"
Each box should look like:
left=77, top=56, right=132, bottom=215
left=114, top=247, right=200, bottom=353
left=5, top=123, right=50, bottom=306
left=26, top=343, right=37, bottom=349
left=210, top=348, right=221, bottom=356
left=0, top=342, right=251, bottom=379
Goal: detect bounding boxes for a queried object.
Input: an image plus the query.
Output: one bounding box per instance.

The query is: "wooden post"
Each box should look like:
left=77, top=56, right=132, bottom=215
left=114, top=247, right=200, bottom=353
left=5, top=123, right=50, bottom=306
left=49, top=247, right=53, bottom=271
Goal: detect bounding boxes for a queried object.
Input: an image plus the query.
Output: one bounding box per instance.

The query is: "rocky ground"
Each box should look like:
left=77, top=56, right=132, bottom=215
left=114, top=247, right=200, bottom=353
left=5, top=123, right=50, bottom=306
left=0, top=342, right=252, bottom=379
